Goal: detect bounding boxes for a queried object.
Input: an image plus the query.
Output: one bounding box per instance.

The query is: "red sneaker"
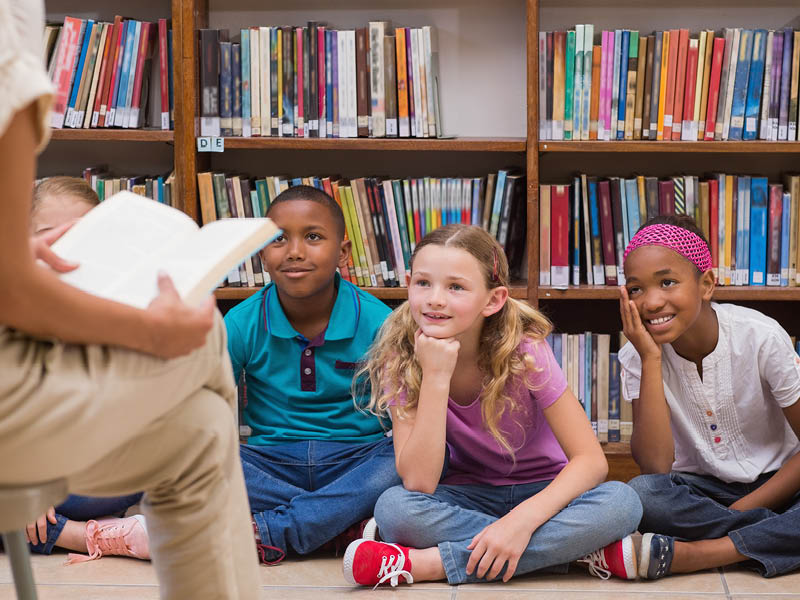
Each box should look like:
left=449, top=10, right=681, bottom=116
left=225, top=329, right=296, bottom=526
left=342, top=539, right=414, bottom=588
left=578, top=535, right=638, bottom=580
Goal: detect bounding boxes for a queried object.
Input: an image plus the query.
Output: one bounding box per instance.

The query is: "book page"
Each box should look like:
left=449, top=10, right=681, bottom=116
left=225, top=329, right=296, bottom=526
left=51, top=191, right=198, bottom=304
left=106, top=216, right=280, bottom=308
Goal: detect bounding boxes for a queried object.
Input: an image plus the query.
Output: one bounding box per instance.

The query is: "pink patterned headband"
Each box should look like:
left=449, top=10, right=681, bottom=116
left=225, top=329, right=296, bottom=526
left=624, top=224, right=712, bottom=273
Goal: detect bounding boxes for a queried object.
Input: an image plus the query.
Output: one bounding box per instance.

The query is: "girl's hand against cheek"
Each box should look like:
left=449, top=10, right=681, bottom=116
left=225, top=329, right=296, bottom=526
left=619, top=287, right=661, bottom=361
left=465, top=513, right=533, bottom=582
left=414, top=328, right=460, bottom=379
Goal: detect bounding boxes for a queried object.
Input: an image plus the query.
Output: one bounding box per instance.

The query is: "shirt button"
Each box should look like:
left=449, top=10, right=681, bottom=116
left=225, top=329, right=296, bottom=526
left=710, top=424, right=717, bottom=431
left=304, top=367, right=312, bottom=375
left=304, top=349, right=312, bottom=356
left=714, top=436, right=721, bottom=443
left=706, top=410, right=713, bottom=417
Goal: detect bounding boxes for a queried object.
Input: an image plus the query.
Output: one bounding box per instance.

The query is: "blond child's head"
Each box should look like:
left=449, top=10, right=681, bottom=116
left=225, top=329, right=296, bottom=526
left=32, top=176, right=99, bottom=234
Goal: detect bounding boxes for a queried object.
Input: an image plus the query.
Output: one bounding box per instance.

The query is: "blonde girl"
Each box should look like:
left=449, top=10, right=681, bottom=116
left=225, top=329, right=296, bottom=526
left=343, top=224, right=642, bottom=587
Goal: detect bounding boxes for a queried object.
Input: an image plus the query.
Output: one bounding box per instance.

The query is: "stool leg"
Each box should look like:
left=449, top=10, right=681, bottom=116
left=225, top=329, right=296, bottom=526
left=1, top=531, right=38, bottom=600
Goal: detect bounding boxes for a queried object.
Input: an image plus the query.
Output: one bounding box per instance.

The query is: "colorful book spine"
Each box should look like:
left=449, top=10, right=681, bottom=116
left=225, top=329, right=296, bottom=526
left=564, top=29, right=576, bottom=140
left=729, top=29, right=753, bottom=140
left=743, top=30, right=767, bottom=140
left=749, top=176, right=769, bottom=285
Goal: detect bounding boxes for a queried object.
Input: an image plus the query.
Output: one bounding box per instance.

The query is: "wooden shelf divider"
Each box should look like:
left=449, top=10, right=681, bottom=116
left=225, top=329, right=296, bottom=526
left=49, top=129, right=174, bottom=142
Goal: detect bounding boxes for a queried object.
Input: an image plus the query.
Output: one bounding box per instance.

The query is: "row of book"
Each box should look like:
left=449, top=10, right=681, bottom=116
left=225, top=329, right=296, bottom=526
left=46, top=16, right=174, bottom=130
left=538, top=25, right=800, bottom=142
left=197, top=171, right=526, bottom=289
left=199, top=22, right=441, bottom=139
left=79, top=167, right=176, bottom=206
left=546, top=332, right=630, bottom=443
left=540, top=173, right=800, bottom=288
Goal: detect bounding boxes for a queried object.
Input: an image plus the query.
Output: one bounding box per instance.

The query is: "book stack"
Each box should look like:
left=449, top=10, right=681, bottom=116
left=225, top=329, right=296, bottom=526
left=546, top=332, right=631, bottom=444
left=198, top=171, right=526, bottom=289
left=46, top=16, right=174, bottom=130
left=199, top=22, right=442, bottom=138
left=540, top=173, right=800, bottom=288
left=64, top=166, right=176, bottom=205
left=539, top=26, right=800, bottom=142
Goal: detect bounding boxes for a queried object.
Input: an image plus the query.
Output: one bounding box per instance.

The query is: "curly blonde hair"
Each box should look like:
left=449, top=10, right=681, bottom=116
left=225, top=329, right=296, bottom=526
left=358, top=225, right=553, bottom=456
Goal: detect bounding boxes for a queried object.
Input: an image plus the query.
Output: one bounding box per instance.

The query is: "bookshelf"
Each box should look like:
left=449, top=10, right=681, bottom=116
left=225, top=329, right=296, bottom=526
left=38, top=0, right=800, bottom=480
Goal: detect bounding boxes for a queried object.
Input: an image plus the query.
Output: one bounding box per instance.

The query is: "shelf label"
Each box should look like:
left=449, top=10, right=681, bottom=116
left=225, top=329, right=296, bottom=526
left=197, top=136, right=225, bottom=152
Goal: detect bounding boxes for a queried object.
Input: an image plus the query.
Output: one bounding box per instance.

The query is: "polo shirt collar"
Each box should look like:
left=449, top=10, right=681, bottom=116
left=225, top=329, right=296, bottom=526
left=262, top=273, right=360, bottom=341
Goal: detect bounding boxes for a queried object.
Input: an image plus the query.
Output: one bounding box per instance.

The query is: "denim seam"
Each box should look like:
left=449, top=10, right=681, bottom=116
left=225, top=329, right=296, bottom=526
left=438, top=542, right=462, bottom=585
left=42, top=514, right=68, bottom=555
left=728, top=529, right=776, bottom=577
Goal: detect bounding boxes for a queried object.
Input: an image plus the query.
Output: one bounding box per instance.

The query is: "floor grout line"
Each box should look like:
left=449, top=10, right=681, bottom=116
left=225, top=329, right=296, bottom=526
left=720, top=567, right=732, bottom=600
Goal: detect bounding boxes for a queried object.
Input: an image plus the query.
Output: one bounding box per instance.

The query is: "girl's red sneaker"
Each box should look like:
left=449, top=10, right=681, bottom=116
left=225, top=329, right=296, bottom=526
left=342, top=539, right=414, bottom=588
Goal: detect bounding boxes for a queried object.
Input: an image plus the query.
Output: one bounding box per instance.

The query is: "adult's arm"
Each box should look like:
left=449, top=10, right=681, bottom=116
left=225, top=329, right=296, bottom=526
left=0, top=103, right=214, bottom=358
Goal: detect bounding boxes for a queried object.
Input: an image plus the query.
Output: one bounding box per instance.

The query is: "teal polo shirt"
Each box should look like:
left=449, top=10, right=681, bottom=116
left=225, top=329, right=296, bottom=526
left=224, top=274, right=392, bottom=446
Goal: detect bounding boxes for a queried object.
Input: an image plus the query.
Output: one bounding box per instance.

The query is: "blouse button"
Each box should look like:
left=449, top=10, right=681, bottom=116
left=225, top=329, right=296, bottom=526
left=706, top=410, right=713, bottom=417
left=304, top=367, right=312, bottom=375
left=304, top=349, right=312, bottom=356
left=710, top=424, right=717, bottom=431
left=714, top=436, right=721, bottom=443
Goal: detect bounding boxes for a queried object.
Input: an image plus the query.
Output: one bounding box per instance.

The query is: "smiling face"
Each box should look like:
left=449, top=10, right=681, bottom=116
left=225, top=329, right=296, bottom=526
left=407, top=244, right=505, bottom=340
left=624, top=245, right=714, bottom=345
left=261, top=199, right=350, bottom=301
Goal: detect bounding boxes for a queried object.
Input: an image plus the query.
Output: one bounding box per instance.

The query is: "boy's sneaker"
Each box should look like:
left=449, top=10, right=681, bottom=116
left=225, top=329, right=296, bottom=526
left=578, top=534, right=638, bottom=580
left=253, top=520, right=286, bottom=565
left=342, top=539, right=414, bottom=588
left=639, top=533, right=674, bottom=580
left=319, top=517, right=380, bottom=556
left=66, top=515, right=150, bottom=564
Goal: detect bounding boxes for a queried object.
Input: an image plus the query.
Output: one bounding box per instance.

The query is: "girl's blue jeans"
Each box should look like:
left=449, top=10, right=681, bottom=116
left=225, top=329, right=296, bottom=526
left=374, top=479, right=643, bottom=584
left=629, top=471, right=800, bottom=577
left=29, top=492, right=144, bottom=555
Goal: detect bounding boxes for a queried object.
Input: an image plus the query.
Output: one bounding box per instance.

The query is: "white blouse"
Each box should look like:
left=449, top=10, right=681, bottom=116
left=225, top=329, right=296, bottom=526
left=620, top=302, right=800, bottom=483
left=0, top=0, right=53, bottom=150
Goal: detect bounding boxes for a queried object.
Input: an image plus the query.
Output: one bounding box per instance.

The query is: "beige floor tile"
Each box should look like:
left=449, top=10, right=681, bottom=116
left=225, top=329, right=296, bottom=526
left=0, top=584, right=159, bottom=599
left=457, top=593, right=727, bottom=600
left=262, top=588, right=453, bottom=600
left=260, top=555, right=451, bottom=590
left=0, top=554, right=156, bottom=586
left=723, top=565, right=800, bottom=594
left=729, top=596, right=800, bottom=599
left=458, top=570, right=725, bottom=593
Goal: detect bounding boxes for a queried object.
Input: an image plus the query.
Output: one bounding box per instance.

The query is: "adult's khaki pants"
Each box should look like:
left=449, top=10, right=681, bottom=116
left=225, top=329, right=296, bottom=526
left=0, top=312, right=261, bottom=599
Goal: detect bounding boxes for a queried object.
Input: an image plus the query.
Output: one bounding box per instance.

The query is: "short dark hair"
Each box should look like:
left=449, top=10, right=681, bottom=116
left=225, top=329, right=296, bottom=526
left=268, top=185, right=345, bottom=239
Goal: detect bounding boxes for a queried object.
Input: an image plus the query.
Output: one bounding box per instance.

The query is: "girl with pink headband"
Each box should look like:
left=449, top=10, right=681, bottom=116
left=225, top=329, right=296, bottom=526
left=618, top=214, right=800, bottom=581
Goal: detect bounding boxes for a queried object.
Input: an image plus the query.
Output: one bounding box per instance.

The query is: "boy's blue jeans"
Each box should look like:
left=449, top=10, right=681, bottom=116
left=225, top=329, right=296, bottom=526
left=240, top=437, right=400, bottom=560
left=374, top=479, right=642, bottom=584
left=29, top=492, right=144, bottom=555
left=629, top=471, right=800, bottom=577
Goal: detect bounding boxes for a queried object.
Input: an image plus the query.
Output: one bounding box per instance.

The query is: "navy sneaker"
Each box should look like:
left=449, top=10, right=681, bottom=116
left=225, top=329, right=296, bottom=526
left=638, top=533, right=674, bottom=580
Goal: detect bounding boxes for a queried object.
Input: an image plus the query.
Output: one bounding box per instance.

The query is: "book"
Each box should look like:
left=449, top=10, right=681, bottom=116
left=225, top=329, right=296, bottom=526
left=697, top=30, right=715, bottom=140
left=634, top=35, right=648, bottom=139
left=729, top=29, right=753, bottom=140
left=749, top=176, right=768, bottom=285
left=743, top=30, right=767, bottom=140
left=540, top=185, right=551, bottom=285
left=51, top=192, right=279, bottom=308
left=767, top=183, right=784, bottom=285
left=670, top=29, right=689, bottom=140
left=551, top=184, right=570, bottom=287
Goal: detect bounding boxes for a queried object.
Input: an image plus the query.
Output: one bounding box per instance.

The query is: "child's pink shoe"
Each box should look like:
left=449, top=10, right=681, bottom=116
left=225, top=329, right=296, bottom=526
left=342, top=539, right=414, bottom=588
left=578, top=534, right=638, bottom=580
left=66, top=515, right=150, bottom=564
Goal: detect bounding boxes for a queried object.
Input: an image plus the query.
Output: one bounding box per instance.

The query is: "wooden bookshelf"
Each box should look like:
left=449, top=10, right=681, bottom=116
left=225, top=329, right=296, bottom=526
left=216, top=283, right=530, bottom=301
left=539, top=285, right=800, bottom=301
left=222, top=137, right=526, bottom=152
left=539, top=141, right=800, bottom=154
left=49, top=129, right=174, bottom=142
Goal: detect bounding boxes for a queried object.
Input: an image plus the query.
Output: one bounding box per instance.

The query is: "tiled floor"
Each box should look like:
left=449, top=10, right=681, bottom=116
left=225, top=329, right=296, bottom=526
left=1, top=552, right=799, bottom=599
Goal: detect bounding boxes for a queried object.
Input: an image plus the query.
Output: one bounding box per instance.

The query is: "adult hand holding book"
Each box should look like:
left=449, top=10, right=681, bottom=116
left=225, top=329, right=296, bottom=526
left=50, top=191, right=281, bottom=309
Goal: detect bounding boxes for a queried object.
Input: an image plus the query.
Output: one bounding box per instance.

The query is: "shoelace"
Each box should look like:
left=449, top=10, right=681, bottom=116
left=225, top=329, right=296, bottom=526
left=65, top=520, right=129, bottom=565
left=256, top=543, right=286, bottom=566
left=578, top=548, right=611, bottom=580
left=372, top=544, right=414, bottom=589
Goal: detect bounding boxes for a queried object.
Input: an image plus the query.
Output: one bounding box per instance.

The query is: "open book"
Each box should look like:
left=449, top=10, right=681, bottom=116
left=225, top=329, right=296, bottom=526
left=51, top=191, right=280, bottom=309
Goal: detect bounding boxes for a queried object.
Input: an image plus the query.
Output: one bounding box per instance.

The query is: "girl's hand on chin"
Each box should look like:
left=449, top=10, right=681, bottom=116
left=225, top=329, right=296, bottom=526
left=415, top=328, right=460, bottom=379
left=619, top=286, right=662, bottom=361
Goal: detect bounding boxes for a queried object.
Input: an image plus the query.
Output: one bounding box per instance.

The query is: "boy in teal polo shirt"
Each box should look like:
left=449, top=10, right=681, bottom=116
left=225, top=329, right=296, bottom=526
left=224, top=186, right=398, bottom=564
